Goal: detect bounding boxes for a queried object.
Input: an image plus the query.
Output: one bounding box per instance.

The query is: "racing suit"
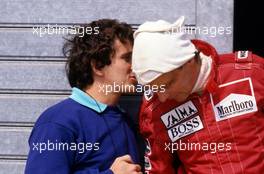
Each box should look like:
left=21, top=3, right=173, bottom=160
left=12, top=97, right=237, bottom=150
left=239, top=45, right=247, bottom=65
left=139, top=40, right=264, bottom=174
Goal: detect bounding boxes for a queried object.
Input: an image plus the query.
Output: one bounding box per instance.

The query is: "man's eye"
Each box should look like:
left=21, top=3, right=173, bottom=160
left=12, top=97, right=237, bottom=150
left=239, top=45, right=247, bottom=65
left=123, top=56, right=131, bottom=63
left=121, top=52, right=132, bottom=63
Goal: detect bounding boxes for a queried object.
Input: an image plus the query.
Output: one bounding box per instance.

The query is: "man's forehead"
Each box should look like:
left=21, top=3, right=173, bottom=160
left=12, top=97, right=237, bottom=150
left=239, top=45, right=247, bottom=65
left=113, top=39, right=132, bottom=57
left=114, top=38, right=132, bottom=48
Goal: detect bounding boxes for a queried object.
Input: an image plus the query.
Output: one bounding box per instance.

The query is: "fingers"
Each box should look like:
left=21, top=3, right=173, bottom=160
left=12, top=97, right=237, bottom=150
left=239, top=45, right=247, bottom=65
left=118, top=154, right=134, bottom=164
left=111, top=155, right=142, bottom=174
left=133, top=164, right=141, bottom=172
left=118, top=155, right=141, bottom=172
left=131, top=172, right=142, bottom=174
left=127, top=163, right=141, bottom=173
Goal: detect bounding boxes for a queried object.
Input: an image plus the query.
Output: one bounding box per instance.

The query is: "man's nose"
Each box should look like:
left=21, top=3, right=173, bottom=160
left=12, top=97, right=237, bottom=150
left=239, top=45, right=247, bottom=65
left=157, top=92, right=169, bottom=102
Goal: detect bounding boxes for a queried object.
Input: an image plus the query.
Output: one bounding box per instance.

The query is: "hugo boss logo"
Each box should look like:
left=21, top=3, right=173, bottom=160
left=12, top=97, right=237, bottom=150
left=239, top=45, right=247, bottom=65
left=167, top=115, right=203, bottom=142
left=161, top=101, right=204, bottom=142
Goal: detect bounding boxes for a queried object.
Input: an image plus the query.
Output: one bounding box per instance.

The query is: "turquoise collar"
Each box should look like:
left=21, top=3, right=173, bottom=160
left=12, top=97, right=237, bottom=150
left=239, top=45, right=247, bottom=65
left=69, top=87, right=107, bottom=113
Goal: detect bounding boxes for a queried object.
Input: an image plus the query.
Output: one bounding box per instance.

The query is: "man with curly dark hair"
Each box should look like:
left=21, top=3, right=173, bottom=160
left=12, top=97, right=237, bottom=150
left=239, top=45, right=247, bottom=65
left=25, top=19, right=142, bottom=174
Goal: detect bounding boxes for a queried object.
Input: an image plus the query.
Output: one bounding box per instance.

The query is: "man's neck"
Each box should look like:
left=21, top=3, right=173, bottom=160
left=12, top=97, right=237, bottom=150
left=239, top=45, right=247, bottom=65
left=84, top=82, right=121, bottom=106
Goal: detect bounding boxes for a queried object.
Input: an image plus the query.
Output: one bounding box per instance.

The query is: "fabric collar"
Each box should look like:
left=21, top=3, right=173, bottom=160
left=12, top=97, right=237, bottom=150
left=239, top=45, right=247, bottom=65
left=191, top=52, right=212, bottom=93
left=69, top=87, right=107, bottom=113
left=191, top=39, right=219, bottom=93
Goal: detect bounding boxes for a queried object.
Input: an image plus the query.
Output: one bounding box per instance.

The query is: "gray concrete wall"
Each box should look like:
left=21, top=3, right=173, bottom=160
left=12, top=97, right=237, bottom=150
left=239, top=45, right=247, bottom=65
left=0, top=0, right=233, bottom=173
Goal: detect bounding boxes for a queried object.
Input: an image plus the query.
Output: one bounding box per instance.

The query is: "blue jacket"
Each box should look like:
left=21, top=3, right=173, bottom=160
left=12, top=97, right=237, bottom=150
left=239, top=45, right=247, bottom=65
left=25, top=87, right=140, bottom=174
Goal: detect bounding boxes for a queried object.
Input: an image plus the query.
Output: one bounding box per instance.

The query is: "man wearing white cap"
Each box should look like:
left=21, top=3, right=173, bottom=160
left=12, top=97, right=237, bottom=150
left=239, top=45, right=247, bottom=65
left=132, top=16, right=264, bottom=174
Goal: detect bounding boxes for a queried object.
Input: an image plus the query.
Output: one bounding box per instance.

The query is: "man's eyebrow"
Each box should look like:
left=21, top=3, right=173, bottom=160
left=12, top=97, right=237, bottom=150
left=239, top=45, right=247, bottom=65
left=121, top=51, right=132, bottom=58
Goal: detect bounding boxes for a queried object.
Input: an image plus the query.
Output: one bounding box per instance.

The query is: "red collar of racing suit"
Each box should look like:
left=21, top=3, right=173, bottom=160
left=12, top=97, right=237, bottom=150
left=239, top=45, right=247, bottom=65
left=191, top=39, right=219, bottom=94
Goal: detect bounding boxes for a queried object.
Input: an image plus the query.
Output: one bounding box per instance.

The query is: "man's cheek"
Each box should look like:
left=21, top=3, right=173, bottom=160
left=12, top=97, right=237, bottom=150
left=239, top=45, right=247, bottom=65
left=158, top=92, right=169, bottom=102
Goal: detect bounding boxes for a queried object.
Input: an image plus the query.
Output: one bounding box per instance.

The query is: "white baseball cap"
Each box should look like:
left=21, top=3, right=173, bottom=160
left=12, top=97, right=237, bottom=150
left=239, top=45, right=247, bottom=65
left=132, top=16, right=197, bottom=85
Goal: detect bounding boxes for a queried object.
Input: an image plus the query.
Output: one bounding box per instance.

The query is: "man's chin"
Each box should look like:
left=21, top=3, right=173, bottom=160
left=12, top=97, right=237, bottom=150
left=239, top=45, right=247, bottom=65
left=173, top=94, right=189, bottom=103
left=128, top=78, right=138, bottom=86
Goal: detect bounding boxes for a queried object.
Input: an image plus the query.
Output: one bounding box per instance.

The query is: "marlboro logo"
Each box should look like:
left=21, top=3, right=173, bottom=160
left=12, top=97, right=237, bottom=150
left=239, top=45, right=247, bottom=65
left=210, top=78, right=258, bottom=121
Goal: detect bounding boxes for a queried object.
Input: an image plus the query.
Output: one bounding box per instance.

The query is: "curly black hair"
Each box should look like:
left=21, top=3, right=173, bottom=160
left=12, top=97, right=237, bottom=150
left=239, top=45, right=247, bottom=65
left=63, top=19, right=133, bottom=89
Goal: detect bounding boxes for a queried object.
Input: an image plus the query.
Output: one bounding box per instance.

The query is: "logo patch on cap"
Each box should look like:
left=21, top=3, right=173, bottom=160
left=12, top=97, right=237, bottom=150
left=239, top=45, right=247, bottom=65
left=210, top=78, right=257, bottom=121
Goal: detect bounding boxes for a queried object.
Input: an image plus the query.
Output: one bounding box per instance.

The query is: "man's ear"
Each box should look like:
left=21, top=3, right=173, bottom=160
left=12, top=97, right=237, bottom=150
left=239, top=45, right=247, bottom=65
left=91, top=60, right=104, bottom=77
